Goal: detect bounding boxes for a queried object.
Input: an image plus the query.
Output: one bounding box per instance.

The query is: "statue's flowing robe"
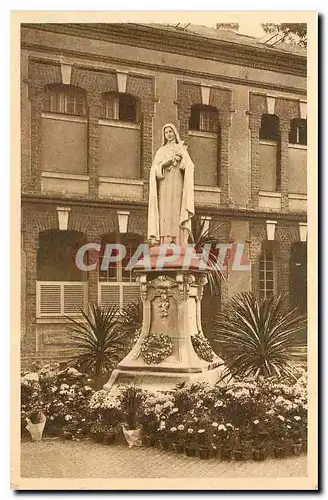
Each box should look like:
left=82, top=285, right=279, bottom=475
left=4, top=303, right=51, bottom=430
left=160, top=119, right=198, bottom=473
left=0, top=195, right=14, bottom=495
left=148, top=139, right=195, bottom=245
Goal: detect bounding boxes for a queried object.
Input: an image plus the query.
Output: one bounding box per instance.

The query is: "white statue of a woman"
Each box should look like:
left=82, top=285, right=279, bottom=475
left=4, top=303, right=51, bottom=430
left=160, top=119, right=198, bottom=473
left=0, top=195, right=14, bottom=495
left=148, top=123, right=195, bottom=246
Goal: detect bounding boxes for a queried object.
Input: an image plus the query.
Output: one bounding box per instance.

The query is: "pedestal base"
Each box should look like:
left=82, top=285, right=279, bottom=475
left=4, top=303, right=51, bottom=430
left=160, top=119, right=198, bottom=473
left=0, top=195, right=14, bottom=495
left=104, top=258, right=227, bottom=395
left=103, top=362, right=225, bottom=393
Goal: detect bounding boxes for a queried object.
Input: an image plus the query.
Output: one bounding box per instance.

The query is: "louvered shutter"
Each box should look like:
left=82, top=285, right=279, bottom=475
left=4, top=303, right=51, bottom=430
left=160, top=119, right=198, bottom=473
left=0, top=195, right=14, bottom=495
left=63, top=283, right=87, bottom=315
left=37, top=282, right=61, bottom=317
left=99, top=283, right=121, bottom=309
left=122, top=284, right=140, bottom=307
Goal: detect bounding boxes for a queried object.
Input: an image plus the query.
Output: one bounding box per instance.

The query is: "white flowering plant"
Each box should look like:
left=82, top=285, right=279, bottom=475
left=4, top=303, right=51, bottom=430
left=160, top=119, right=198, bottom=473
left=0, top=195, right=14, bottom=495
left=21, top=364, right=95, bottom=440
left=136, top=368, right=307, bottom=456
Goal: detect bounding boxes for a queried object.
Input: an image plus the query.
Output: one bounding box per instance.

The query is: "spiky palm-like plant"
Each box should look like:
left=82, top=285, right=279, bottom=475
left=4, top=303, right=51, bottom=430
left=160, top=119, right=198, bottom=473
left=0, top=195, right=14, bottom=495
left=118, top=299, right=143, bottom=334
left=213, top=292, right=307, bottom=380
left=188, top=216, right=226, bottom=296
left=66, top=303, right=128, bottom=389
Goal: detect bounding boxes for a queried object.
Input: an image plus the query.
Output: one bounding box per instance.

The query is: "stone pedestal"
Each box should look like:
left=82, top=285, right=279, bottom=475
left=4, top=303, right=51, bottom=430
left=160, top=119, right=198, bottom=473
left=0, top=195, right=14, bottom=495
left=104, top=254, right=225, bottom=393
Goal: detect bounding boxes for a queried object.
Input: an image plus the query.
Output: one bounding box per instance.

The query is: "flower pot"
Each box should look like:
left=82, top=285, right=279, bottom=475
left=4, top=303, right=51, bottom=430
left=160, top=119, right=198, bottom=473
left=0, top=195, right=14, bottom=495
left=25, top=415, right=46, bottom=441
left=157, top=438, right=170, bottom=451
left=198, top=446, right=212, bottom=459
left=252, top=448, right=266, bottom=461
left=273, top=446, right=285, bottom=459
left=143, top=434, right=155, bottom=447
left=122, top=426, right=142, bottom=448
left=185, top=445, right=196, bottom=457
left=63, top=430, right=73, bottom=440
left=233, top=449, right=245, bottom=461
left=93, top=434, right=105, bottom=443
left=292, top=443, right=303, bottom=456
left=221, top=447, right=232, bottom=461
left=172, top=442, right=184, bottom=454
left=103, top=434, right=115, bottom=445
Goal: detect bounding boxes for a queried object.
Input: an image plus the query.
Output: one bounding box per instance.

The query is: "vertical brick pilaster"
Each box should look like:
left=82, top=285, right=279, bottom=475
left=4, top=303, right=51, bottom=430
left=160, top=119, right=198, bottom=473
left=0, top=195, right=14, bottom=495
left=219, top=111, right=232, bottom=206
left=248, top=116, right=261, bottom=208
left=27, top=86, right=43, bottom=195
left=87, top=90, right=101, bottom=199
left=86, top=234, right=102, bottom=306
left=21, top=229, right=38, bottom=355
left=277, top=240, right=292, bottom=309
left=279, top=120, right=291, bottom=211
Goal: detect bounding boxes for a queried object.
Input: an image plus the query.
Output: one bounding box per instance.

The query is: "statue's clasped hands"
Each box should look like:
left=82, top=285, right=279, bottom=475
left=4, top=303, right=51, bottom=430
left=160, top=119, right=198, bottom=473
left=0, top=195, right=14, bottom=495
left=162, top=153, right=182, bottom=171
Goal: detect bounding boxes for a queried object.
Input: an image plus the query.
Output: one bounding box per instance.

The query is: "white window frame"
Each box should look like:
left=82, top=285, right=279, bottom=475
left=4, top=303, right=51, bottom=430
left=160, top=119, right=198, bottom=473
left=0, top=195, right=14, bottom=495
left=259, top=248, right=277, bottom=300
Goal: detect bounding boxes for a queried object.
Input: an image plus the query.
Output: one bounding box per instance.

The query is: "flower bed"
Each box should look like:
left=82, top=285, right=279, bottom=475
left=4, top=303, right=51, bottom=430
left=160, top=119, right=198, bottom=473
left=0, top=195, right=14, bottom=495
left=21, top=364, right=96, bottom=440
left=21, top=363, right=307, bottom=460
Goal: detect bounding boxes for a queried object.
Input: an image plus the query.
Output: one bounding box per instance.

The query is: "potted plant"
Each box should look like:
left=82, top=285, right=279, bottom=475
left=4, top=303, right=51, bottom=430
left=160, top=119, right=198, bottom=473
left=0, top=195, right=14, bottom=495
left=273, top=441, right=286, bottom=458
left=184, top=427, right=197, bottom=457
left=196, top=428, right=212, bottom=460
left=90, top=421, right=107, bottom=443
left=103, top=425, right=116, bottom=445
left=169, top=424, right=185, bottom=454
left=25, top=410, right=47, bottom=441
left=119, top=385, right=145, bottom=448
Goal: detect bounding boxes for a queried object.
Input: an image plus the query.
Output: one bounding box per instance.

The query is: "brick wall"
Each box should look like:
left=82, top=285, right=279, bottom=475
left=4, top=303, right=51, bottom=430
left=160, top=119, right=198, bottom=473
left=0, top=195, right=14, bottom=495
left=248, top=93, right=304, bottom=210
left=250, top=219, right=301, bottom=309
left=24, top=60, right=156, bottom=201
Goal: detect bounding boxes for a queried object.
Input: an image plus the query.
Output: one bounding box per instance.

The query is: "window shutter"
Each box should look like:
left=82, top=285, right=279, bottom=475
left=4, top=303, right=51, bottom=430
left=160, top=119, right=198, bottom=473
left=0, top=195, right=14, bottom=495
left=99, top=283, right=121, bottom=308
left=63, top=283, right=86, bottom=315
left=122, top=284, right=140, bottom=307
left=38, top=282, right=62, bottom=317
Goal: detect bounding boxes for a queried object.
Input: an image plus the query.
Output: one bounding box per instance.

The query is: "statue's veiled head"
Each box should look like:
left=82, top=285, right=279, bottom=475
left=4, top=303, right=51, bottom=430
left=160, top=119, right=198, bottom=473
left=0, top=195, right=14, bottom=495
left=162, top=123, right=181, bottom=145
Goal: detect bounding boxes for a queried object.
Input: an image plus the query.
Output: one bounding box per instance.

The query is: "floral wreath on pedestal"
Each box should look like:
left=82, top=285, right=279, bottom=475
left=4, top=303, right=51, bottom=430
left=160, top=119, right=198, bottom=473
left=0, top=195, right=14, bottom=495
left=191, top=332, right=215, bottom=362
left=140, top=333, right=173, bottom=365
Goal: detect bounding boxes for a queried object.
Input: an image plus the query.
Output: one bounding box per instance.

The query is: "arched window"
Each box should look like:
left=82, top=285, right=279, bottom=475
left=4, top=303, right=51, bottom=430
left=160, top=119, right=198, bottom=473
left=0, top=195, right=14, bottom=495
left=188, top=105, right=220, bottom=187
left=289, top=118, right=307, bottom=146
left=101, top=92, right=140, bottom=123
left=189, top=104, right=219, bottom=133
left=43, top=84, right=87, bottom=116
left=259, top=245, right=276, bottom=300
left=259, top=114, right=280, bottom=141
left=98, top=233, right=144, bottom=309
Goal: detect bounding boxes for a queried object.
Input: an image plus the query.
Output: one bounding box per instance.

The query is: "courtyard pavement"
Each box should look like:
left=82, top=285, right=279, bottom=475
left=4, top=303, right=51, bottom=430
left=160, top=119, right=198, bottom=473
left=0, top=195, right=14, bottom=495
left=21, top=439, right=307, bottom=479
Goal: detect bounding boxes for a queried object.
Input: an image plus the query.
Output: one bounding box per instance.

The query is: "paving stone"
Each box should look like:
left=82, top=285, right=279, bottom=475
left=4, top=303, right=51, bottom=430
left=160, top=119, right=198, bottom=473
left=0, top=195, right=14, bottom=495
left=21, top=440, right=307, bottom=479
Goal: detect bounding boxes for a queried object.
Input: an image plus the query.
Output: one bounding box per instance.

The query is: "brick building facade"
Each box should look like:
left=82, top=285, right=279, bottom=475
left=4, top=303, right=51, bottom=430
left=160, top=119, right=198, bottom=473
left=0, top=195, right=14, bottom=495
left=20, top=23, right=307, bottom=365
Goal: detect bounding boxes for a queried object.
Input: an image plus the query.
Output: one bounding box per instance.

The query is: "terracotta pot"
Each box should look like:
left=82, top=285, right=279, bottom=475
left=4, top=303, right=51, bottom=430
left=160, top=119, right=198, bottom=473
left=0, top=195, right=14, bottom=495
left=221, top=448, right=232, bottom=461
left=122, top=426, right=142, bottom=448
left=198, top=446, right=212, bottom=459
left=252, top=448, right=266, bottom=461
left=292, top=443, right=303, bottom=456
left=185, top=445, right=196, bottom=457
left=273, top=446, right=285, bottom=459
left=172, top=442, right=184, bottom=454
left=103, top=434, right=115, bottom=445
left=233, top=449, right=245, bottom=461
left=143, top=434, right=155, bottom=447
